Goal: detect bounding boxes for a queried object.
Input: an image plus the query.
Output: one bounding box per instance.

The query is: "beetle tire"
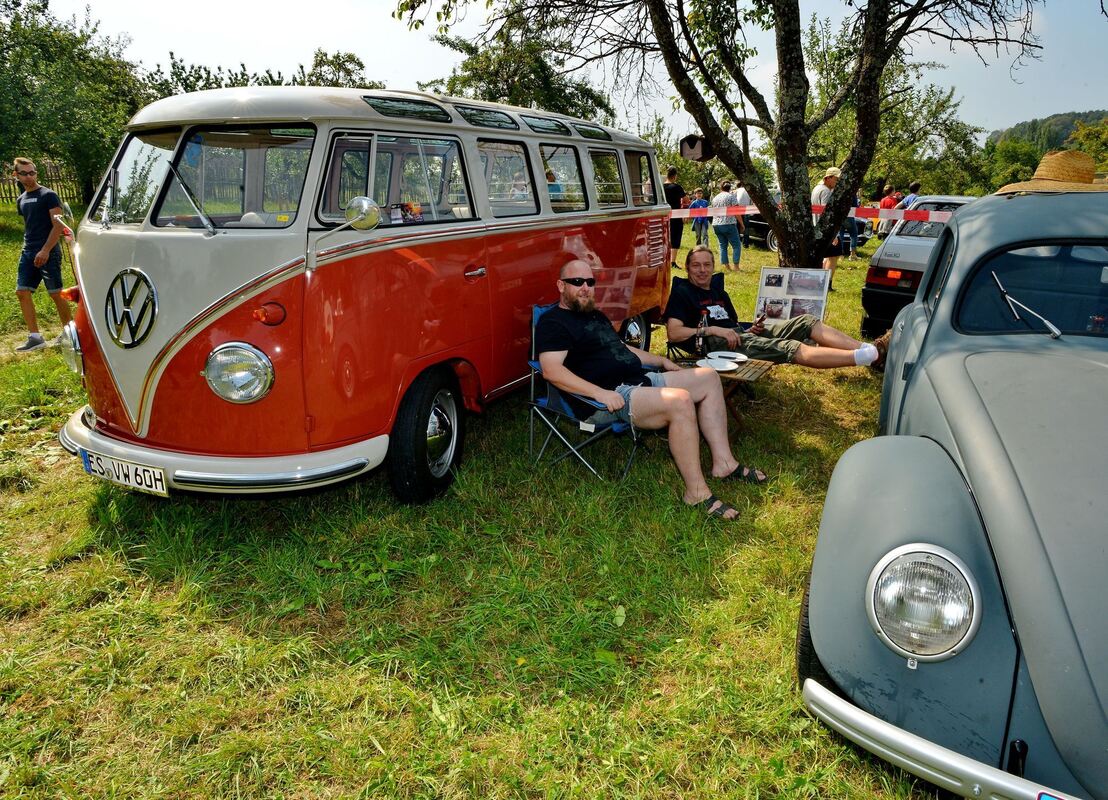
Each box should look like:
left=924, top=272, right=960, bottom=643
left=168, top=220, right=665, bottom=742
left=796, top=572, right=840, bottom=694
left=387, top=368, right=465, bottom=504
left=766, top=230, right=779, bottom=253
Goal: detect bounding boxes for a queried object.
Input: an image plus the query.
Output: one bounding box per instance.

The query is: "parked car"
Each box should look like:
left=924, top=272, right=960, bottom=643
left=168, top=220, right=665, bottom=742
left=860, top=195, right=973, bottom=337
left=745, top=193, right=872, bottom=253
left=798, top=190, right=1108, bottom=799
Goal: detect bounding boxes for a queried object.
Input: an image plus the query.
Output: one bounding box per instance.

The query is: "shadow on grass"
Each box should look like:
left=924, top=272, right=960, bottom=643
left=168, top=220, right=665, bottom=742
left=83, top=365, right=879, bottom=700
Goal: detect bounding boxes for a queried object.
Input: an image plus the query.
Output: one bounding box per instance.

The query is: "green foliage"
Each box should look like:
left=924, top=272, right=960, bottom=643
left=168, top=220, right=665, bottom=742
left=1065, top=117, right=1108, bottom=171
left=798, top=16, right=986, bottom=198
left=419, top=10, right=614, bottom=121
left=986, top=137, right=1042, bottom=190
left=142, top=49, right=385, bottom=100
left=643, top=115, right=772, bottom=197
left=0, top=1, right=146, bottom=201
left=987, top=109, right=1108, bottom=151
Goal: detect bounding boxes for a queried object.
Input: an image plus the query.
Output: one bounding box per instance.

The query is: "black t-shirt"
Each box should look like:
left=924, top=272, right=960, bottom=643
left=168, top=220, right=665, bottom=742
left=663, top=280, right=739, bottom=349
left=534, top=306, right=645, bottom=415
left=18, top=187, right=62, bottom=251
left=662, top=181, right=686, bottom=210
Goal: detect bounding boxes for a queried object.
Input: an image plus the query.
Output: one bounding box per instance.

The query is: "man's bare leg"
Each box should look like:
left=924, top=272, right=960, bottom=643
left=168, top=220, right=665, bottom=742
left=17, top=290, right=39, bottom=334
left=656, top=367, right=744, bottom=478
left=626, top=385, right=738, bottom=519
left=808, top=321, right=861, bottom=350
left=49, top=291, right=72, bottom=326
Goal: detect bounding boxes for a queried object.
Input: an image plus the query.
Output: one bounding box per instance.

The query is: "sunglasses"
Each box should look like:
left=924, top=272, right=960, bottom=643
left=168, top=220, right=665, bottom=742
left=561, top=277, right=596, bottom=287
left=16, top=169, right=37, bottom=176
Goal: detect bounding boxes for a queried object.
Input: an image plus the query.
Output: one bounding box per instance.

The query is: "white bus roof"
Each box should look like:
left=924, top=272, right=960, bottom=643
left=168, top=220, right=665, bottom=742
left=128, top=86, right=650, bottom=148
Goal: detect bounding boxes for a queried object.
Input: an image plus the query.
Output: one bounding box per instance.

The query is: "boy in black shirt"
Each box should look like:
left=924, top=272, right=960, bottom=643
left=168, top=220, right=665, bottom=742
left=535, top=260, right=768, bottom=520
left=12, top=157, right=71, bottom=352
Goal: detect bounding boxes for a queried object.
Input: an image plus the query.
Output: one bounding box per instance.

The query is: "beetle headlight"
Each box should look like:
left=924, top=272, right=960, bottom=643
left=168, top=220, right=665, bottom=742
left=866, top=544, right=981, bottom=661
left=203, top=343, right=274, bottom=404
left=59, top=320, right=83, bottom=375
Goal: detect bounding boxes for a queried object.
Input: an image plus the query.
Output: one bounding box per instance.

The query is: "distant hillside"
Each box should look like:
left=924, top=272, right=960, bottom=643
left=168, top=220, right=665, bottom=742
left=988, top=110, right=1108, bottom=150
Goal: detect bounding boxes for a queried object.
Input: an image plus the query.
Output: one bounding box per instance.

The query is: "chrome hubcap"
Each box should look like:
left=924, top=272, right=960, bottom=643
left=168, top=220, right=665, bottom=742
left=425, top=389, right=458, bottom=478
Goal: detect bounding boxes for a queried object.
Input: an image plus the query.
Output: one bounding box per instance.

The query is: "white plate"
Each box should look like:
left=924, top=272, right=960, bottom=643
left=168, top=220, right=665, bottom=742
left=696, top=358, right=738, bottom=372
left=707, top=350, right=749, bottom=363
left=80, top=448, right=169, bottom=496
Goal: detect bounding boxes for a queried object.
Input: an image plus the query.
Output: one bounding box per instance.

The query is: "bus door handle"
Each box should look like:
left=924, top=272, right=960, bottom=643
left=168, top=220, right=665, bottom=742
left=464, top=266, right=487, bottom=279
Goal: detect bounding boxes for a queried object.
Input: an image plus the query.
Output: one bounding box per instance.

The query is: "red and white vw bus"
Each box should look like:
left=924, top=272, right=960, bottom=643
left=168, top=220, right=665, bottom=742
left=57, top=87, right=670, bottom=502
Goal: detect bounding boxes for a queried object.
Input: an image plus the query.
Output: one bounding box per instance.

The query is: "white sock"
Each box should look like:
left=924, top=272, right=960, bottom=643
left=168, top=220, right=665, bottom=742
left=853, top=343, right=878, bottom=366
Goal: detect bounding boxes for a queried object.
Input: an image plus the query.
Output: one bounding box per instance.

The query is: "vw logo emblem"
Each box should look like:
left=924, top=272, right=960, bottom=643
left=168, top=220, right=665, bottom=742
left=105, top=268, right=158, bottom=349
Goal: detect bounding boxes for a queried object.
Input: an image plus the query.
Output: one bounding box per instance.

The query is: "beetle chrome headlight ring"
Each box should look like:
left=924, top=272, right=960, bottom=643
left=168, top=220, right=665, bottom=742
left=865, top=543, right=982, bottom=662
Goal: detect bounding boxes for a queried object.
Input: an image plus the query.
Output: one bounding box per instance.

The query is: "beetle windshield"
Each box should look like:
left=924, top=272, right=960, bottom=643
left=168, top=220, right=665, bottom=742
left=958, top=243, right=1108, bottom=338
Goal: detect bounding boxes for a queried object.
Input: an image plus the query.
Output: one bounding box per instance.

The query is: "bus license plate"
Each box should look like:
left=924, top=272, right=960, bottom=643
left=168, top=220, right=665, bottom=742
left=80, top=449, right=168, bottom=496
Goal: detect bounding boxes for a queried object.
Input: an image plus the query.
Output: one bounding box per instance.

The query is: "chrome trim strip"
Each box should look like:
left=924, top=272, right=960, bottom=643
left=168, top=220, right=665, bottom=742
left=174, top=458, right=370, bottom=489
left=314, top=207, right=670, bottom=267
left=802, top=680, right=1081, bottom=800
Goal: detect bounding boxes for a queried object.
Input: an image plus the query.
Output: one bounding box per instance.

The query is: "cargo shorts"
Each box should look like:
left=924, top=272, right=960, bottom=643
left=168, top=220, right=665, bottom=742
left=687, top=314, right=817, bottom=365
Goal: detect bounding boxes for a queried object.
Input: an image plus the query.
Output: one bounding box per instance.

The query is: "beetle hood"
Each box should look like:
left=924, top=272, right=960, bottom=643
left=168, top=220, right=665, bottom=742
left=942, top=347, right=1108, bottom=792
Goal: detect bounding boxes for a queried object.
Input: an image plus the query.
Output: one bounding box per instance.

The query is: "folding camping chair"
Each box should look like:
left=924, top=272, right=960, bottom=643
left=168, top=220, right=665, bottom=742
left=528, top=303, right=643, bottom=480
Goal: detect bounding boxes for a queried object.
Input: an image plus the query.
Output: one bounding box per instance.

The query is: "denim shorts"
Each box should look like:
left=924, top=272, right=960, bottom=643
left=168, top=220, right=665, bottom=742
left=17, top=247, right=63, bottom=293
left=585, top=371, right=668, bottom=427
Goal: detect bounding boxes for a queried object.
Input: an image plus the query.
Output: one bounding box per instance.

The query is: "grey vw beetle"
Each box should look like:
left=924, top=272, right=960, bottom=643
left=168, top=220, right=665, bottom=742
left=798, top=189, right=1108, bottom=799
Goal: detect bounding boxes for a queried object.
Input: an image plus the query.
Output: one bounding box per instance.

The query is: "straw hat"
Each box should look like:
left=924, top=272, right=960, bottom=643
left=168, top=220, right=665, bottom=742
left=995, top=150, right=1106, bottom=194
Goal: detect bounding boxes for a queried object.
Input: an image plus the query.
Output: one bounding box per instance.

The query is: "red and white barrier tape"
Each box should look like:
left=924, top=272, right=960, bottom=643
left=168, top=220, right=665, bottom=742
left=669, top=205, right=952, bottom=223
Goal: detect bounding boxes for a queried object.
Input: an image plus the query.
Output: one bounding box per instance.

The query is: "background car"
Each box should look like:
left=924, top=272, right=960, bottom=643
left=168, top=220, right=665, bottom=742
left=744, top=192, right=872, bottom=254
left=798, top=190, right=1108, bottom=800
left=860, top=195, right=973, bottom=337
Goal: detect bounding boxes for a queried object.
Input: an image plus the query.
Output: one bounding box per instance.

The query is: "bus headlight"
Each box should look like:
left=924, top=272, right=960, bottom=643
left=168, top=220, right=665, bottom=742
left=866, top=544, right=981, bottom=661
left=203, top=343, right=274, bottom=404
left=60, top=320, right=83, bottom=375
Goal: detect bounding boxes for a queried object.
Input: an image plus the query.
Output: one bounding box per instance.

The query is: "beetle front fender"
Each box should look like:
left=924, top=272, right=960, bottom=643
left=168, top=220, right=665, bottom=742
left=808, top=435, right=1017, bottom=766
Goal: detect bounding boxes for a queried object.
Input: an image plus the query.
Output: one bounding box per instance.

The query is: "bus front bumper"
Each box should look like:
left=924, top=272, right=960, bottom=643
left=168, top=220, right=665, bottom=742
left=59, top=406, right=388, bottom=494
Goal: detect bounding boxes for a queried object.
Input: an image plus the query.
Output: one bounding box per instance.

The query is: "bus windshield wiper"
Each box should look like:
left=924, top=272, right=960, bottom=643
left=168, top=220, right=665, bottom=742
left=990, top=271, right=1061, bottom=339
left=167, top=162, right=216, bottom=235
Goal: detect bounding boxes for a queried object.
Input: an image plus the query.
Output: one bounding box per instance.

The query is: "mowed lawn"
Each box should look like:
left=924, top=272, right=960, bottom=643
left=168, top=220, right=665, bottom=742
left=0, top=207, right=929, bottom=798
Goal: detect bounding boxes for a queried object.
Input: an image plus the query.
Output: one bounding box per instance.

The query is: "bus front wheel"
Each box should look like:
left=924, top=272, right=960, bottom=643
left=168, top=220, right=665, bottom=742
left=388, top=368, right=465, bottom=503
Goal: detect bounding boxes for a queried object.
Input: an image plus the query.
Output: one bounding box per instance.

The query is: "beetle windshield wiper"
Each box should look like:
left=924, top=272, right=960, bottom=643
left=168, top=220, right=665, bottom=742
left=167, top=162, right=216, bottom=235
left=990, top=271, right=1061, bottom=339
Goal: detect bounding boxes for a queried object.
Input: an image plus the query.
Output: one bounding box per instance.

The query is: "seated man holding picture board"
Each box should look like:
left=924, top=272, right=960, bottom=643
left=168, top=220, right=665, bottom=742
left=664, top=246, right=885, bottom=369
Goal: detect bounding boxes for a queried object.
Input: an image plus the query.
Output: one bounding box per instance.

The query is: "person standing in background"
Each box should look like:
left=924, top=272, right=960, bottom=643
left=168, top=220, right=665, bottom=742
left=811, top=167, right=843, bottom=289
left=689, top=187, right=710, bottom=246
left=11, top=157, right=71, bottom=353
left=710, top=180, right=744, bottom=272
left=663, top=166, right=687, bottom=271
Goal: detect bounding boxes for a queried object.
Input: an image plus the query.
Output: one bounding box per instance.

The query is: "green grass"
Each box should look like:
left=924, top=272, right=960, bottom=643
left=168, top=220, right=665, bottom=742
left=0, top=207, right=932, bottom=798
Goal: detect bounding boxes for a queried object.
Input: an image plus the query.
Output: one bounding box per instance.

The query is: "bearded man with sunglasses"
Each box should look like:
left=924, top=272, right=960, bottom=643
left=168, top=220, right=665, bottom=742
left=534, top=259, right=768, bottom=521
left=12, top=157, right=71, bottom=353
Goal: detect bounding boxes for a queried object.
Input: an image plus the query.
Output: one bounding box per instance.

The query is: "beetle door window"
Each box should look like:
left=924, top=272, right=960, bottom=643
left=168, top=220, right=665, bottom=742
left=540, top=144, right=587, bottom=212
left=154, top=126, right=315, bottom=228
left=479, top=140, right=537, bottom=218
left=589, top=149, right=626, bottom=207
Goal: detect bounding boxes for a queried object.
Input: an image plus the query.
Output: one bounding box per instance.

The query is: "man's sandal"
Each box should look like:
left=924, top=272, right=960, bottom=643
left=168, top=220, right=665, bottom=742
left=696, top=494, right=739, bottom=519
left=719, top=464, right=770, bottom=485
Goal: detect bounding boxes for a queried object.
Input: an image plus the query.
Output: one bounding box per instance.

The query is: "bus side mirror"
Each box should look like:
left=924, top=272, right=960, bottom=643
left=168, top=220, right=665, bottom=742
left=307, top=197, right=381, bottom=271
left=345, top=196, right=381, bottom=231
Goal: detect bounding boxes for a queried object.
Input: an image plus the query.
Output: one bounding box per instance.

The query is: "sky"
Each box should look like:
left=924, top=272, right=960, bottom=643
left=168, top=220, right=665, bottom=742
left=48, top=0, right=1108, bottom=140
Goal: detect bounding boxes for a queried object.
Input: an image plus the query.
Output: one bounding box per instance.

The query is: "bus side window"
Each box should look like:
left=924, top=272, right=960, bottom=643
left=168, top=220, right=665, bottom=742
left=383, top=135, right=474, bottom=225
left=590, top=149, right=626, bottom=208
left=626, top=150, right=655, bottom=206
left=479, top=140, right=538, bottom=218
left=540, top=144, right=587, bottom=213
